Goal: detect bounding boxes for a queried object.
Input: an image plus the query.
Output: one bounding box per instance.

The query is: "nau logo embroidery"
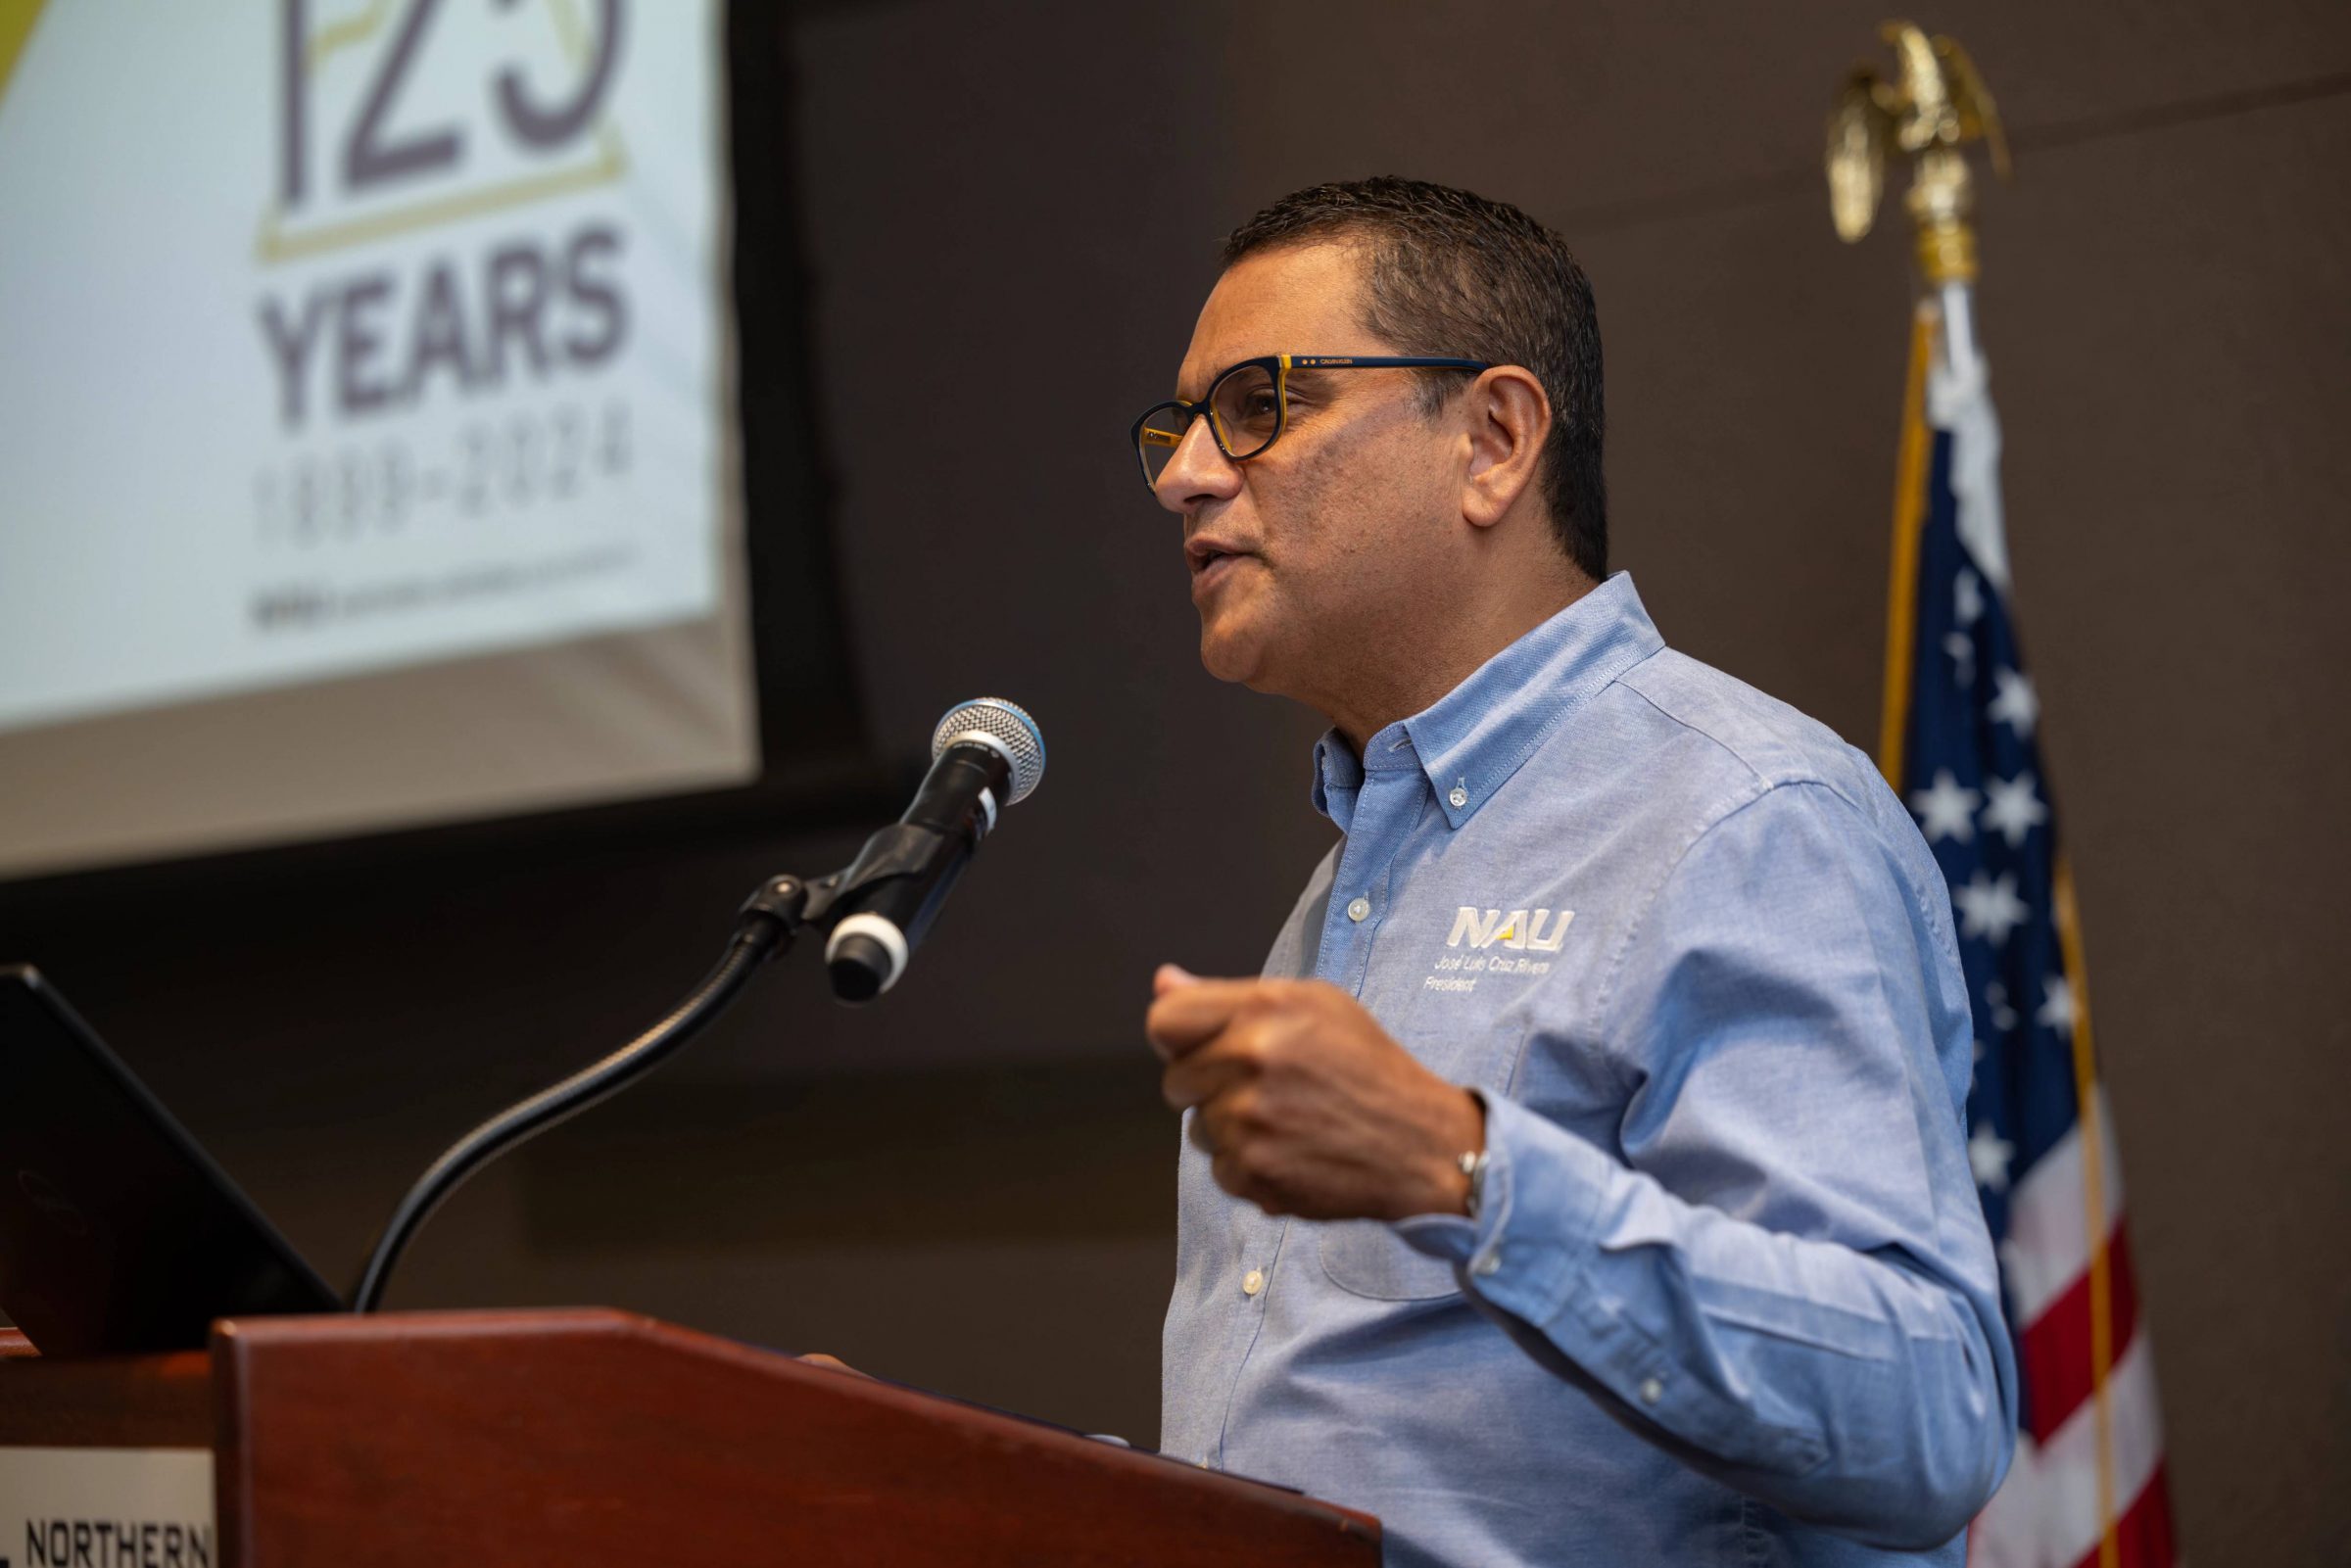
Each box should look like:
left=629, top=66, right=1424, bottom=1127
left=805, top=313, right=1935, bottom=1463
left=1446, top=907, right=1574, bottom=952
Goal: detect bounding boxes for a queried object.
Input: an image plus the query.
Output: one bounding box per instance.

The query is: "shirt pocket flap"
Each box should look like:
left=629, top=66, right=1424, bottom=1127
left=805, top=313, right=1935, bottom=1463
left=1319, top=1219, right=1463, bottom=1302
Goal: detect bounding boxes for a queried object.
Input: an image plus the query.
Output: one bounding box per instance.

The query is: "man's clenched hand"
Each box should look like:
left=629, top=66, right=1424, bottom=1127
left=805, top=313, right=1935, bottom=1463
left=1145, top=965, right=1484, bottom=1221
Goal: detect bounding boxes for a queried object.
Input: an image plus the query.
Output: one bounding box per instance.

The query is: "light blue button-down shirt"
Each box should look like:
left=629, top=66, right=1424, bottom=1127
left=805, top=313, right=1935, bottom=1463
left=1161, top=573, right=2017, bottom=1566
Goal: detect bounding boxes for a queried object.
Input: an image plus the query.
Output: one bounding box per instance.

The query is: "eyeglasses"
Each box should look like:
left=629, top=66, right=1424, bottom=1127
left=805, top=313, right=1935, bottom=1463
left=1129, top=353, right=1490, bottom=491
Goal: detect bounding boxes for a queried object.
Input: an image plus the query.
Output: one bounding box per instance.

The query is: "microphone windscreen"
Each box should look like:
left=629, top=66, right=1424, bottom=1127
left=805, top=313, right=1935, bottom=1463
left=930, top=697, right=1046, bottom=804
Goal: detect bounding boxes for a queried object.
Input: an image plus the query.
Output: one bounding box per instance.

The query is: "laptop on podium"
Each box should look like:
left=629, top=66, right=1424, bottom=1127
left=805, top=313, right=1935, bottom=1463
left=0, top=964, right=343, bottom=1355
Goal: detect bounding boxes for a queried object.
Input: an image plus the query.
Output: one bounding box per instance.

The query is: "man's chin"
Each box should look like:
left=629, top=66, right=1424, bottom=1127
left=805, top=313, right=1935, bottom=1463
left=1197, top=621, right=1273, bottom=689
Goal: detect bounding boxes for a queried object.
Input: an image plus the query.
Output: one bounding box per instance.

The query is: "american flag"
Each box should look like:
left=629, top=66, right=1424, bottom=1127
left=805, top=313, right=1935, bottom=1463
left=1881, top=285, right=2177, bottom=1568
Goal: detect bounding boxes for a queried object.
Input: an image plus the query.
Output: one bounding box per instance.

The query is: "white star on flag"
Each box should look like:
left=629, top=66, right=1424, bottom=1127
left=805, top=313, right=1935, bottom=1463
left=1980, top=772, right=2049, bottom=847
left=1955, top=568, right=1985, bottom=627
left=1954, top=870, right=2030, bottom=946
left=1910, top=769, right=1981, bottom=843
left=2037, top=974, right=2078, bottom=1036
left=1985, top=979, right=2018, bottom=1030
left=1969, top=1122, right=2015, bottom=1192
left=1989, top=667, right=2039, bottom=736
left=1944, top=631, right=1976, bottom=687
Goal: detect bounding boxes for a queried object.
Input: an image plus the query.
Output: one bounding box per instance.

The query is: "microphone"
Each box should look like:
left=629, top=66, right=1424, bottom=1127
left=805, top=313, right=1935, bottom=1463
left=823, top=697, right=1046, bottom=1002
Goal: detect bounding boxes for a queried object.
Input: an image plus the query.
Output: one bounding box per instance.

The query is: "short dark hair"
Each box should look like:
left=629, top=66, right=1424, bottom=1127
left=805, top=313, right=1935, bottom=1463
left=1221, top=177, right=1607, bottom=579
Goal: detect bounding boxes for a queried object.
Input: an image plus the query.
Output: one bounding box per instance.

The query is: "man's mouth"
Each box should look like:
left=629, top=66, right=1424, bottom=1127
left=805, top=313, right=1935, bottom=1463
left=1187, top=537, right=1252, bottom=574
left=1188, top=544, right=1252, bottom=597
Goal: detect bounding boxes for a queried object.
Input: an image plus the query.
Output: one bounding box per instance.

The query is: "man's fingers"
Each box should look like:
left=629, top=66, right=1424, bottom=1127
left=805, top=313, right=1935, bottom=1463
left=1209, top=1142, right=1289, bottom=1214
left=1145, top=974, right=1266, bottom=1060
left=1152, top=963, right=1200, bottom=998
left=1161, top=1038, right=1258, bottom=1112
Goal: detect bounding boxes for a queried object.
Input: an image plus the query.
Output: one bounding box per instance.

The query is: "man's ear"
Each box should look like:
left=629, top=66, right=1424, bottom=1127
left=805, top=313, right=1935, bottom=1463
left=1460, top=365, right=1552, bottom=530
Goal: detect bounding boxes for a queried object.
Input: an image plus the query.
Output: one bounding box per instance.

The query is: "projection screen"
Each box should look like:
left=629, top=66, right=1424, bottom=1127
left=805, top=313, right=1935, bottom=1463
left=0, top=0, right=760, bottom=879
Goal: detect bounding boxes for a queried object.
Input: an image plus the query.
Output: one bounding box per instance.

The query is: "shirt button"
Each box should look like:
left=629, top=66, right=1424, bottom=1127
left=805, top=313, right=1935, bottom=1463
left=1241, top=1268, right=1265, bottom=1297
left=1449, top=785, right=1469, bottom=809
left=1345, top=896, right=1371, bottom=922
left=1639, top=1376, right=1665, bottom=1406
left=1472, top=1251, right=1502, bottom=1277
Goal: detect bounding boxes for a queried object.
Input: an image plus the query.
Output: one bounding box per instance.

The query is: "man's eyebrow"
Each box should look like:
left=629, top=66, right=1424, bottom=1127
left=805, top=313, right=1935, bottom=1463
left=1172, top=360, right=1226, bottom=402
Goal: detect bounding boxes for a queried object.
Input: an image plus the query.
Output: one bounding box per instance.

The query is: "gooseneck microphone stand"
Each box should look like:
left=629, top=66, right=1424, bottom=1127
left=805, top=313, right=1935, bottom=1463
left=350, top=698, right=1044, bottom=1315
left=350, top=870, right=825, bottom=1314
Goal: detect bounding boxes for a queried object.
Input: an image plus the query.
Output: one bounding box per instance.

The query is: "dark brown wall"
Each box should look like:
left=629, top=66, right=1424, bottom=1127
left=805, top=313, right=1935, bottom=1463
left=780, top=3, right=2351, bottom=1551
left=4, top=4, right=2342, bottom=1561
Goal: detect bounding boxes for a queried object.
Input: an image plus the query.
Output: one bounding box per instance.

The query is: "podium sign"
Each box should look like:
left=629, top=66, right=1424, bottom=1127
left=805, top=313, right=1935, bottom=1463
left=0, top=1448, right=215, bottom=1568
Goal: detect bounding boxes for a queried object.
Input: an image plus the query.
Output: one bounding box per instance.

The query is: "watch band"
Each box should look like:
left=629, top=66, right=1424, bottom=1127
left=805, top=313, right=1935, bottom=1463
left=1457, top=1148, right=1491, bottom=1220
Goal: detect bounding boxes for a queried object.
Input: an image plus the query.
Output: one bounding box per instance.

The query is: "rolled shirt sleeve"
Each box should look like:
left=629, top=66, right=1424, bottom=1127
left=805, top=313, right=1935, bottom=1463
left=1397, top=780, right=2019, bottom=1549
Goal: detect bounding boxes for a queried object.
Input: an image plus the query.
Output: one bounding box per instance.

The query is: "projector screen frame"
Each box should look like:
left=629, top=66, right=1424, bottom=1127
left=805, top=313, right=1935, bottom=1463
left=0, top=3, right=882, bottom=889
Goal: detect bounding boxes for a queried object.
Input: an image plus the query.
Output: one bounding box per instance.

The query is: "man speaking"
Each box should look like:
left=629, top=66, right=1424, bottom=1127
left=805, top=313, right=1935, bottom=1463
left=1137, top=178, right=2017, bottom=1565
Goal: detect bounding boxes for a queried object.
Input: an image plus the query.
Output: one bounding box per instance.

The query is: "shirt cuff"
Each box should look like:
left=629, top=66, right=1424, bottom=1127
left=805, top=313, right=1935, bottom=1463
left=1392, top=1093, right=1612, bottom=1322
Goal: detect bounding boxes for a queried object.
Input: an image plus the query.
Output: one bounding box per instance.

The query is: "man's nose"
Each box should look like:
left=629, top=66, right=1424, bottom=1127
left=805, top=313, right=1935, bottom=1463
left=1152, top=415, right=1242, bottom=515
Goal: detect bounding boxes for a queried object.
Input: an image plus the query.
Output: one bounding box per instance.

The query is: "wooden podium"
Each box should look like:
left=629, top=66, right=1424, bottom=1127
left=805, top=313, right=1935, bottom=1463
left=0, top=1308, right=1379, bottom=1566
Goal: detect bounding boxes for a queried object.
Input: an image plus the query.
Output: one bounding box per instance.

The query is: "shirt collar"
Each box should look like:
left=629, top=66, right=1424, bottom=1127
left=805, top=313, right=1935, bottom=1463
left=1309, top=571, right=1665, bottom=831
left=1309, top=730, right=1367, bottom=832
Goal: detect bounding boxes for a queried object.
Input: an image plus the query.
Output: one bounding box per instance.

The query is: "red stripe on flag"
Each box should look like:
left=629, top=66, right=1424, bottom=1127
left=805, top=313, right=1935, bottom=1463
left=2018, top=1222, right=2142, bottom=1447
left=2063, top=1461, right=2177, bottom=1568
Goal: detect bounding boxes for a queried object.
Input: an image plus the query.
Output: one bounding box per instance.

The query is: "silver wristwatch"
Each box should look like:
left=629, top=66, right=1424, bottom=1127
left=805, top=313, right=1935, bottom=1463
left=1457, top=1148, right=1491, bottom=1220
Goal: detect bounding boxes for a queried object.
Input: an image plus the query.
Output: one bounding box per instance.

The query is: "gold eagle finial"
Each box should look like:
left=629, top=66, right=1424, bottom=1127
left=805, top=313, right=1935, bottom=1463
left=1828, top=23, right=2011, bottom=281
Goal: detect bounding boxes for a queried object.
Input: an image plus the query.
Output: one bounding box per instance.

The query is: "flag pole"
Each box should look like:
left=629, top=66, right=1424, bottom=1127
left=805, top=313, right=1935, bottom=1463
left=1878, top=300, right=1935, bottom=786
left=1833, top=24, right=2125, bottom=1567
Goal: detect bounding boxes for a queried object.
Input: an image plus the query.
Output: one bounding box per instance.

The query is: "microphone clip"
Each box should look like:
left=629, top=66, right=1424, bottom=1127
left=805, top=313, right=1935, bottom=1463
left=731, top=812, right=970, bottom=945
